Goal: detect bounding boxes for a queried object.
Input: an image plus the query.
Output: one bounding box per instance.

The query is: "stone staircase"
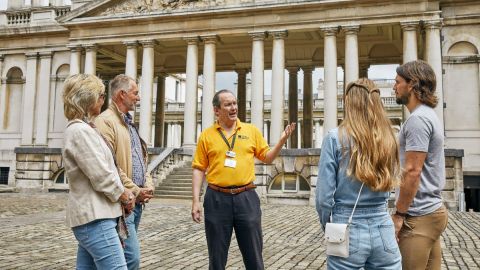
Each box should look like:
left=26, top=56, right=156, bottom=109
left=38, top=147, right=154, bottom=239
left=154, top=162, right=195, bottom=200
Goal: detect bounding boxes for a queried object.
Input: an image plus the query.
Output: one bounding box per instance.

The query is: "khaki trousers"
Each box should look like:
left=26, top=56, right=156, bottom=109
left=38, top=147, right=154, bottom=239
left=399, top=205, right=448, bottom=270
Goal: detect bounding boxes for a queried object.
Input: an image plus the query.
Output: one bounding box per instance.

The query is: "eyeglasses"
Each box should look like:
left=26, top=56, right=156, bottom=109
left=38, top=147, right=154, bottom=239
left=99, top=93, right=106, bottom=99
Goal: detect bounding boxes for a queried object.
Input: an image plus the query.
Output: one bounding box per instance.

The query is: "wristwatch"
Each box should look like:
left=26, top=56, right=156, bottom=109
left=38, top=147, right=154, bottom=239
left=395, top=210, right=407, bottom=218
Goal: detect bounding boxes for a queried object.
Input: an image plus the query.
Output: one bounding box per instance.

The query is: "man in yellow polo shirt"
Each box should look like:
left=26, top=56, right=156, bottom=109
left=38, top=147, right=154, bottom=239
left=191, top=89, right=295, bottom=270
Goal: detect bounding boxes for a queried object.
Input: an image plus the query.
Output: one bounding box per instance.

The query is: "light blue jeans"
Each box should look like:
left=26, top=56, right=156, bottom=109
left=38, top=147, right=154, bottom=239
left=327, top=205, right=402, bottom=270
left=124, top=203, right=143, bottom=270
left=72, top=218, right=127, bottom=270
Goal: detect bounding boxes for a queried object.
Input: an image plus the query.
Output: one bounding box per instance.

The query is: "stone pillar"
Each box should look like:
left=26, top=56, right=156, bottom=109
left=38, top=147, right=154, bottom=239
left=139, top=40, right=155, bottom=145
left=424, top=19, right=444, bottom=128
left=322, top=26, right=339, bottom=134
left=124, top=41, right=138, bottom=80
left=343, top=25, right=360, bottom=85
left=236, top=69, right=247, bottom=122
left=249, top=31, right=267, bottom=133
left=201, top=35, right=218, bottom=130
left=154, top=74, right=166, bottom=147
left=35, top=52, right=52, bottom=145
left=68, top=45, right=82, bottom=75
left=183, top=37, right=199, bottom=148
left=287, top=66, right=299, bottom=148
left=401, top=21, right=419, bottom=120
left=0, top=55, right=5, bottom=129
left=22, top=53, right=38, bottom=145
left=302, top=67, right=313, bottom=148
left=315, top=120, right=323, bottom=148
left=359, top=63, right=369, bottom=78
left=84, top=44, right=97, bottom=75
left=270, top=30, right=287, bottom=145
left=401, top=21, right=419, bottom=63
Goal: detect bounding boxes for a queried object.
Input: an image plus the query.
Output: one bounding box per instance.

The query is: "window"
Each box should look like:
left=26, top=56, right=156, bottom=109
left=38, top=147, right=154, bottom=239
left=0, top=167, right=9, bottom=185
left=269, top=173, right=310, bottom=194
left=54, top=170, right=68, bottom=185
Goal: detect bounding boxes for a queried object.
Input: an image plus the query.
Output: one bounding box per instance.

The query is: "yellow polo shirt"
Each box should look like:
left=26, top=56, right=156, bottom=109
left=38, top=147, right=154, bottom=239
left=192, top=119, right=270, bottom=187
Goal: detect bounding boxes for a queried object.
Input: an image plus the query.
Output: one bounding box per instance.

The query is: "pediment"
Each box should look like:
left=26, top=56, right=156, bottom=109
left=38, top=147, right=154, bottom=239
left=59, top=0, right=251, bottom=23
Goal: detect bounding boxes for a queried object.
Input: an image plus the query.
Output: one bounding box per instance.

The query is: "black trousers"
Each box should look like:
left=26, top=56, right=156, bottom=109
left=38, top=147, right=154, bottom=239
left=204, top=187, right=264, bottom=270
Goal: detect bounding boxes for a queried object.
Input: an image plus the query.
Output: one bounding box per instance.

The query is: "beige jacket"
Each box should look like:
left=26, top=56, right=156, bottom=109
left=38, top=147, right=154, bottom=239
left=94, top=103, right=154, bottom=197
left=63, top=119, right=124, bottom=228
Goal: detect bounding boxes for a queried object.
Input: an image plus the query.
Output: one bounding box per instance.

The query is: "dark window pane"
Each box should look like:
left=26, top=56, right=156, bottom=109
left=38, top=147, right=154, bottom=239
left=270, top=177, right=282, bottom=190
left=0, top=167, right=9, bottom=185
left=284, top=174, right=297, bottom=191
left=299, top=178, right=310, bottom=191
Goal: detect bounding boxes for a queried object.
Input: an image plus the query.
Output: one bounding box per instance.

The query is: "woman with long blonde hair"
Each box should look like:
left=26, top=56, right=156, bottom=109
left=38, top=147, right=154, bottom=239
left=316, top=78, right=402, bottom=269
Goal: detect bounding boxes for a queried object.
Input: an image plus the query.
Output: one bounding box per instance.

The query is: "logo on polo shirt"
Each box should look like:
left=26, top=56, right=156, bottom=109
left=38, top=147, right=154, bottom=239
left=237, top=134, right=249, bottom=140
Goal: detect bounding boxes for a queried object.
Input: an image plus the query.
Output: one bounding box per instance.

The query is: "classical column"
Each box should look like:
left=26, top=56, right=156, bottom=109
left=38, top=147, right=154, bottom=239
left=84, top=44, right=97, bottom=75
left=35, top=52, right=52, bottom=145
left=201, top=35, right=218, bottom=130
left=287, top=66, right=299, bottom=148
left=302, top=67, right=313, bottom=148
left=343, top=25, right=360, bottom=84
left=68, top=45, right=82, bottom=75
left=139, top=40, right=155, bottom=145
left=401, top=21, right=419, bottom=63
left=270, top=30, right=287, bottom=145
left=322, top=26, right=339, bottom=133
left=249, top=31, right=267, bottom=132
left=22, top=53, right=38, bottom=145
left=359, top=63, right=369, bottom=78
left=0, top=55, right=5, bottom=129
left=183, top=37, right=199, bottom=148
left=424, top=19, right=444, bottom=128
left=400, top=21, right=419, bottom=120
left=154, top=74, right=166, bottom=147
left=314, top=120, right=323, bottom=148
left=124, top=41, right=138, bottom=79
left=236, top=69, right=247, bottom=122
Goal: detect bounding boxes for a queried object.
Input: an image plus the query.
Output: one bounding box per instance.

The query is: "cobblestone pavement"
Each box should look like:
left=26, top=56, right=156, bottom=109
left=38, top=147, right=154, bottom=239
left=0, top=193, right=479, bottom=270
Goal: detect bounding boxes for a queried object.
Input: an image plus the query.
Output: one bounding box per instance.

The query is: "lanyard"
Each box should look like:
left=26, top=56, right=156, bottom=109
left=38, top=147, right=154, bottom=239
left=218, top=129, right=237, bottom=151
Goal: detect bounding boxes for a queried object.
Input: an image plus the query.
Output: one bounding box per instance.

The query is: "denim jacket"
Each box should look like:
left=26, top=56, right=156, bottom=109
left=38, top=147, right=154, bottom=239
left=315, top=128, right=390, bottom=230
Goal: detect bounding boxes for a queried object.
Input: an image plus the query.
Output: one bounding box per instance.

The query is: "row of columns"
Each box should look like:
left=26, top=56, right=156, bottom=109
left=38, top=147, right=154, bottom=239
left=63, top=19, right=442, bottom=148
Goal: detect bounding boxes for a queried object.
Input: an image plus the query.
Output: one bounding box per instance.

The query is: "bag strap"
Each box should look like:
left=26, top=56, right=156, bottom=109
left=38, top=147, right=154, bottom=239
left=348, top=182, right=364, bottom=224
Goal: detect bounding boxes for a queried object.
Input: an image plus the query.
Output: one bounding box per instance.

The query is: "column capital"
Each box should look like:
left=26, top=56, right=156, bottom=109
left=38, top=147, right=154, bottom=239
left=235, top=68, right=248, bottom=75
left=140, top=39, right=157, bottom=48
left=302, top=66, right=314, bottom=73
left=320, top=26, right=339, bottom=36
left=83, top=44, right=97, bottom=51
left=342, top=24, right=360, bottom=35
left=123, top=41, right=138, bottom=48
left=25, top=52, right=38, bottom=59
left=201, top=34, right=219, bottom=44
left=184, top=36, right=200, bottom=45
left=249, top=31, right=268, bottom=41
left=0, top=54, right=4, bottom=61
left=423, top=19, right=443, bottom=30
left=270, top=30, right=288, bottom=39
left=400, top=20, right=420, bottom=31
left=286, top=66, right=299, bottom=73
left=67, top=44, right=82, bottom=52
left=38, top=51, right=52, bottom=59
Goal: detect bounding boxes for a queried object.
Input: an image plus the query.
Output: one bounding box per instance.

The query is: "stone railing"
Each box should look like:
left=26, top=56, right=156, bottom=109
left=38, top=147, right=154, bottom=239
left=6, top=11, right=31, bottom=25
left=148, top=147, right=190, bottom=186
left=55, top=7, right=71, bottom=17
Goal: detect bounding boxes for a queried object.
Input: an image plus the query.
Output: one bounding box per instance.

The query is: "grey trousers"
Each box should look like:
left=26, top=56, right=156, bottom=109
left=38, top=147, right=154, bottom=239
left=203, top=187, right=264, bottom=270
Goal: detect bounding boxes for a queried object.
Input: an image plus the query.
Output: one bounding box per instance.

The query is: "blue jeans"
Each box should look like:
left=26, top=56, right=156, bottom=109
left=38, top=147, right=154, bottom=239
left=327, top=205, right=402, bottom=270
left=124, top=203, right=143, bottom=270
left=72, top=218, right=127, bottom=270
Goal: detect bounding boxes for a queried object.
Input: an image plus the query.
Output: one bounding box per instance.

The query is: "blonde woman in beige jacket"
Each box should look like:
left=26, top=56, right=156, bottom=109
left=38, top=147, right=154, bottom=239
left=62, top=74, right=135, bottom=270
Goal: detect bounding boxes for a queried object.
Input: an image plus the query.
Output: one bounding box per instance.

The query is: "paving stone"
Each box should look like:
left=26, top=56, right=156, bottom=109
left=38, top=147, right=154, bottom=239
left=0, top=194, right=478, bottom=269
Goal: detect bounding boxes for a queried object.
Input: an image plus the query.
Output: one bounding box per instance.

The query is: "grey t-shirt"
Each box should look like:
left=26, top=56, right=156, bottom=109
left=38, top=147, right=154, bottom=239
left=397, top=104, right=445, bottom=216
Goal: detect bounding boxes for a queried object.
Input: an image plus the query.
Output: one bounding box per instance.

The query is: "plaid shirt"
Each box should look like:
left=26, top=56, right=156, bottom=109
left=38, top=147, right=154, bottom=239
left=123, top=113, right=146, bottom=187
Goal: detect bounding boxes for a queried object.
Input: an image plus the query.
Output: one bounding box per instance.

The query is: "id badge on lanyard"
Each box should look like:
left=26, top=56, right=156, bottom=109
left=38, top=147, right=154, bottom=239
left=219, top=129, right=237, bottom=168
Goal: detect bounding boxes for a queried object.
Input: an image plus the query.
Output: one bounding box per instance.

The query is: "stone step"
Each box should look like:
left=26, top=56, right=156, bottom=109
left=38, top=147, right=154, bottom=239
left=160, top=183, right=191, bottom=188
left=156, top=186, right=191, bottom=191
left=155, top=190, right=192, bottom=196
left=163, top=178, right=191, bottom=184
left=154, top=194, right=193, bottom=200
left=167, top=174, right=193, bottom=179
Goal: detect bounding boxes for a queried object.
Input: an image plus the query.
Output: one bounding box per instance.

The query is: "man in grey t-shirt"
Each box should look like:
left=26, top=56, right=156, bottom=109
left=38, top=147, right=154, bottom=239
left=392, top=60, right=448, bottom=270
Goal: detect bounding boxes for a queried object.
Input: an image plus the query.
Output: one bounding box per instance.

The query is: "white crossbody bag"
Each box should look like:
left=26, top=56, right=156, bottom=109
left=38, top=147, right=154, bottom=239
left=324, top=182, right=364, bottom=258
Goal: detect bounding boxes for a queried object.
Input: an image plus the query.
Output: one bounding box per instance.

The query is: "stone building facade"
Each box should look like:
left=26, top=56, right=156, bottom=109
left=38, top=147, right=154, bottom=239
left=0, top=0, right=478, bottom=209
